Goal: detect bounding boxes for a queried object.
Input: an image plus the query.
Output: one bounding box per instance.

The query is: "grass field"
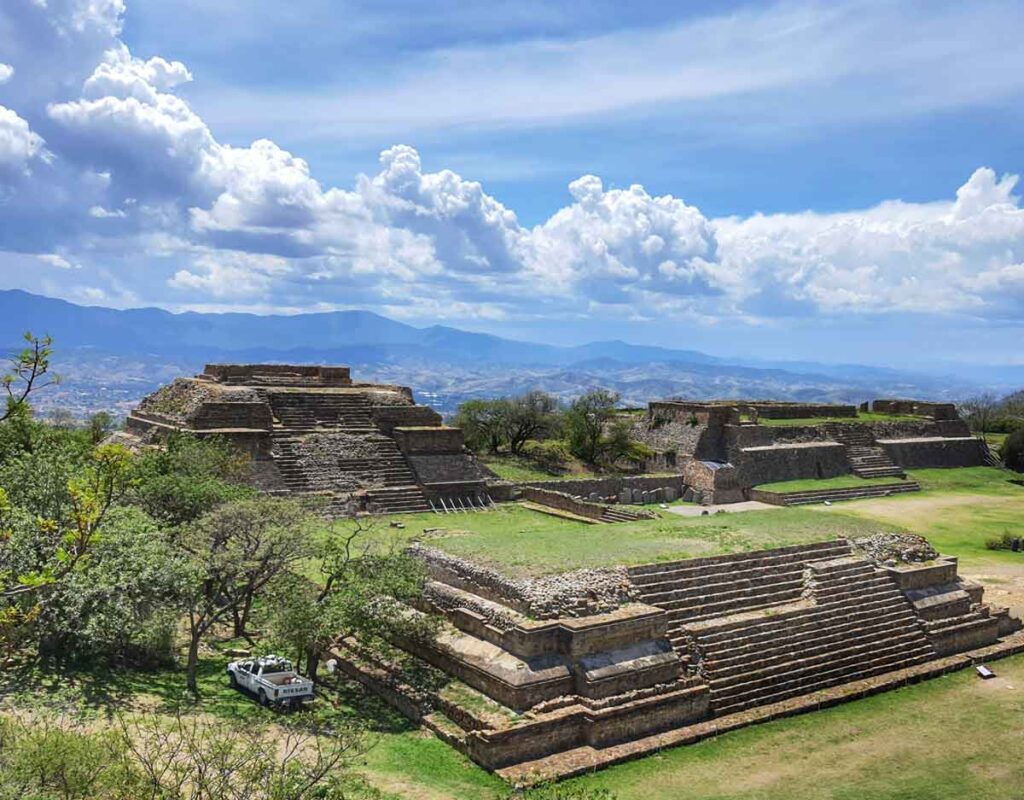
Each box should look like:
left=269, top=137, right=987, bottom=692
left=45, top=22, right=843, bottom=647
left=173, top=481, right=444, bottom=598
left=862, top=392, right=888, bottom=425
left=755, top=474, right=906, bottom=493
left=341, top=503, right=898, bottom=578
left=758, top=412, right=923, bottom=427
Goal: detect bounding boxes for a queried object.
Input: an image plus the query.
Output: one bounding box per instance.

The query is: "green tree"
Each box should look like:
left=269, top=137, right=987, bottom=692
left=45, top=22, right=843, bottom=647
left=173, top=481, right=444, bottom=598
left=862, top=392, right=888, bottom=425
left=87, top=411, right=115, bottom=444
left=268, top=516, right=435, bottom=680
left=33, top=506, right=190, bottom=665
left=505, top=390, right=560, bottom=454
left=453, top=398, right=512, bottom=453
left=131, top=432, right=253, bottom=527
left=1, top=333, right=56, bottom=424
left=564, top=389, right=620, bottom=465
left=177, top=497, right=314, bottom=693
left=1001, top=428, right=1024, bottom=472
left=602, top=418, right=653, bottom=469
left=0, top=444, right=134, bottom=653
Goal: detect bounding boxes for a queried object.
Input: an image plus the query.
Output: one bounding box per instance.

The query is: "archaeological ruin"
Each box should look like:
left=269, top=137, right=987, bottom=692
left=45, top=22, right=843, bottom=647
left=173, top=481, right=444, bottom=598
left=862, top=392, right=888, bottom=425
left=121, top=363, right=490, bottom=514
left=338, top=534, right=1023, bottom=784
left=122, top=366, right=1023, bottom=783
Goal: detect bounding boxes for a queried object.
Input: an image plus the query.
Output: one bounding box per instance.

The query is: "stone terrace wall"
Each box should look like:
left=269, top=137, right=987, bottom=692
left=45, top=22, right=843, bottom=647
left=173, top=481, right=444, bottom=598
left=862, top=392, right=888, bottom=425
left=202, top=363, right=351, bottom=386
left=393, top=426, right=464, bottom=454
left=521, top=474, right=685, bottom=499
left=191, top=401, right=272, bottom=430
left=371, top=405, right=442, bottom=434
left=520, top=486, right=608, bottom=521
left=869, top=399, right=958, bottom=420
left=738, top=401, right=856, bottom=419
left=734, top=442, right=850, bottom=486
left=878, top=437, right=988, bottom=468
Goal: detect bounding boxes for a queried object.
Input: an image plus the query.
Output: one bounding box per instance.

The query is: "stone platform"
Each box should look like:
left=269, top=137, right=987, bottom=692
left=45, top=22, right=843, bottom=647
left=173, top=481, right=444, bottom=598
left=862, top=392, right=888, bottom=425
left=120, top=363, right=489, bottom=515
left=343, top=536, right=1021, bottom=781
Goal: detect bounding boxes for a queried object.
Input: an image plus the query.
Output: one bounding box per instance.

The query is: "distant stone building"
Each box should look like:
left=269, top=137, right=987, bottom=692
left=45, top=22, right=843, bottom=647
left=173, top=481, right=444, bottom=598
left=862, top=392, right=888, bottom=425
left=120, top=363, right=490, bottom=514
left=633, top=399, right=990, bottom=503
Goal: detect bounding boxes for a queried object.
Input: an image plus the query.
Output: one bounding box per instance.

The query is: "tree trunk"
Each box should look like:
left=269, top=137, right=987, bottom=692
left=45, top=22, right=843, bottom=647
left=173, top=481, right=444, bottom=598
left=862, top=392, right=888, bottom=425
left=305, top=646, right=320, bottom=682
left=186, top=626, right=202, bottom=695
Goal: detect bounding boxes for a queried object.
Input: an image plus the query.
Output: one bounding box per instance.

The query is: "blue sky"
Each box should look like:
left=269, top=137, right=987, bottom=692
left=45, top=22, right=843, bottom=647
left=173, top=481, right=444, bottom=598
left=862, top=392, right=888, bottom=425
left=0, top=0, right=1023, bottom=366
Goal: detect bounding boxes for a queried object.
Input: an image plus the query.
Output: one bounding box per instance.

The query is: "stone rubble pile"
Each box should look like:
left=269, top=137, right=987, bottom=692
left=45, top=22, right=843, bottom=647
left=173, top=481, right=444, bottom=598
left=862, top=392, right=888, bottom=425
left=851, top=533, right=939, bottom=565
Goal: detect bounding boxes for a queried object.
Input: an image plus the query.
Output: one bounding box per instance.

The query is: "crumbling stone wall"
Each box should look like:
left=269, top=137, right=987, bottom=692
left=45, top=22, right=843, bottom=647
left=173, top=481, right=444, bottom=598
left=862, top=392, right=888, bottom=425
left=521, top=475, right=685, bottom=499
left=868, top=399, right=958, bottom=420
left=408, top=544, right=635, bottom=619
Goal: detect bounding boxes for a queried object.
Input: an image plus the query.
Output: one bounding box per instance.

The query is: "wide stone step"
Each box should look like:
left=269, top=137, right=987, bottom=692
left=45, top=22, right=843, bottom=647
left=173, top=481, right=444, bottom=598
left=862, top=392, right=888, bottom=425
left=712, top=650, right=933, bottom=716
left=690, top=588, right=915, bottom=643
left=701, top=599, right=918, bottom=662
left=641, top=572, right=805, bottom=608
left=710, top=637, right=934, bottom=708
left=706, top=612, right=924, bottom=678
left=629, top=541, right=851, bottom=584
left=662, top=585, right=806, bottom=623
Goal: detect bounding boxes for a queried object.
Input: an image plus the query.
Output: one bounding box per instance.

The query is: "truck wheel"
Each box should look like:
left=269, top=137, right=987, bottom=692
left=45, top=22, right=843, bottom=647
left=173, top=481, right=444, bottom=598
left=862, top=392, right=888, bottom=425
left=258, top=689, right=269, bottom=707
left=228, top=673, right=237, bottom=688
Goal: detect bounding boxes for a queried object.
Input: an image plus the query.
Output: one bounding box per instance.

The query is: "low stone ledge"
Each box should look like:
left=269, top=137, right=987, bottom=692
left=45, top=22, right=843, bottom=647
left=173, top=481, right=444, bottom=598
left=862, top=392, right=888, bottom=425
left=497, top=632, right=1024, bottom=786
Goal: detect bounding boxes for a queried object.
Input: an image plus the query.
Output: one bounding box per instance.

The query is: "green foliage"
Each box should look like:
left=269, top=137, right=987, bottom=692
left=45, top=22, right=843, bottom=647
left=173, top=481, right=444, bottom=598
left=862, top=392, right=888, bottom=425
left=177, top=496, right=316, bottom=691
left=131, top=432, right=254, bottom=527
left=454, top=397, right=514, bottom=453
left=564, top=389, right=620, bottom=464
left=1, top=332, right=56, bottom=424
left=563, top=391, right=647, bottom=468
left=33, top=506, right=190, bottom=666
left=0, top=711, right=369, bottom=800
left=272, top=518, right=436, bottom=677
left=87, top=411, right=115, bottom=444
left=521, top=438, right=572, bottom=473
left=505, top=390, right=561, bottom=454
left=454, top=391, right=562, bottom=454
left=1000, top=427, right=1024, bottom=471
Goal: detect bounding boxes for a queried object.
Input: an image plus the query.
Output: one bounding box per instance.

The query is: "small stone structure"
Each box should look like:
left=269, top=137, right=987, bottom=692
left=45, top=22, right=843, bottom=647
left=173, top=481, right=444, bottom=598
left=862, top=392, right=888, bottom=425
left=121, top=364, right=488, bottom=514
left=337, top=537, right=1022, bottom=780
left=633, top=399, right=990, bottom=502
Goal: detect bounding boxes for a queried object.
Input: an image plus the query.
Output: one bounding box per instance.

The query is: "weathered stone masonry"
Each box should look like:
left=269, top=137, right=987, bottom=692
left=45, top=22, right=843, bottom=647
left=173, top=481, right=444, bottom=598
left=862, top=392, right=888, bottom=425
left=339, top=535, right=1020, bottom=779
left=122, top=364, right=487, bottom=515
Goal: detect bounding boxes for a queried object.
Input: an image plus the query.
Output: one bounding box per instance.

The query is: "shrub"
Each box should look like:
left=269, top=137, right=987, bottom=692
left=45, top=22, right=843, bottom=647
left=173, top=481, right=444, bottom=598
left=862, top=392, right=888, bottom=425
left=1001, top=428, right=1024, bottom=472
left=522, top=439, right=571, bottom=474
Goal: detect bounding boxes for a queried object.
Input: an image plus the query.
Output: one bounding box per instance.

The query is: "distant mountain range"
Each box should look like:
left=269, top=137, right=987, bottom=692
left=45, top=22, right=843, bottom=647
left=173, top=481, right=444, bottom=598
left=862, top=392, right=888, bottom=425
left=0, top=289, right=1016, bottom=417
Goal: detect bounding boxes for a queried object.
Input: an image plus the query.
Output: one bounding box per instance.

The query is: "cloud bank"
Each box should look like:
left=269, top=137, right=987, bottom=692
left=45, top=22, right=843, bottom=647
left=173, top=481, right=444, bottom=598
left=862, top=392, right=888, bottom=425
left=0, top=0, right=1022, bottom=330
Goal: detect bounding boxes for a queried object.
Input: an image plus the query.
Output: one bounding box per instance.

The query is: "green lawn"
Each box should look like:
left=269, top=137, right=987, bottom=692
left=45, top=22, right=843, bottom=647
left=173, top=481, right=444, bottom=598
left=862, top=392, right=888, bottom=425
left=808, top=467, right=1024, bottom=568
left=479, top=455, right=564, bottom=483
left=758, top=412, right=924, bottom=427
left=754, top=474, right=906, bottom=493
left=332, top=502, right=898, bottom=578
left=985, top=432, right=1008, bottom=450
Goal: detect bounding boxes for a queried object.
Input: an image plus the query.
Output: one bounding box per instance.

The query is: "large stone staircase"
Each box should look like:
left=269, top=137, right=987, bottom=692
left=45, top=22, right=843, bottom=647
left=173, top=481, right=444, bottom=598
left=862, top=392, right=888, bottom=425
left=267, top=390, right=429, bottom=514
left=268, top=391, right=375, bottom=432
left=630, top=542, right=937, bottom=715
left=825, top=424, right=905, bottom=479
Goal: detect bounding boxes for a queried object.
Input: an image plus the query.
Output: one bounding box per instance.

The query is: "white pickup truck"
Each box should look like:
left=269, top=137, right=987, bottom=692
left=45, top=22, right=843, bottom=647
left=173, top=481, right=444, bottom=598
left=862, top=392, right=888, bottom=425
left=226, top=655, right=314, bottom=708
